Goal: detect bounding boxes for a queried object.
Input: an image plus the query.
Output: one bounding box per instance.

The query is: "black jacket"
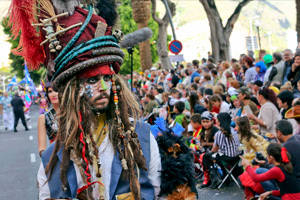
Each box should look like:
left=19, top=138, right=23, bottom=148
left=11, top=95, right=25, bottom=114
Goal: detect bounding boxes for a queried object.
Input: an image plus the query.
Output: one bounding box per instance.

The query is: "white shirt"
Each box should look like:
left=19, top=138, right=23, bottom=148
left=38, top=134, right=161, bottom=200
left=264, top=66, right=273, bottom=84
left=220, top=101, right=230, bottom=113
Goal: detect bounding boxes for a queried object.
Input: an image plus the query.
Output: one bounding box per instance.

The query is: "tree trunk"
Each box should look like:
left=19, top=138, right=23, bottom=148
left=132, top=0, right=152, bottom=71
left=137, top=23, right=153, bottom=71
left=151, top=0, right=175, bottom=70
left=296, top=0, right=300, bottom=43
left=158, top=23, right=173, bottom=69
left=199, top=0, right=251, bottom=62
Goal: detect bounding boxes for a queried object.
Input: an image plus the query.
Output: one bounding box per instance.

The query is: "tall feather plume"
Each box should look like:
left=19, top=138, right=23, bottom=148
left=37, top=0, right=63, bottom=31
left=9, top=0, right=45, bottom=70
left=95, top=0, right=117, bottom=27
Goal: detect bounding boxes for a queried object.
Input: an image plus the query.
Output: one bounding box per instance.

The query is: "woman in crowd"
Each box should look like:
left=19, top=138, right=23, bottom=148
left=236, top=116, right=269, bottom=160
left=243, top=56, right=257, bottom=85
left=143, top=93, right=159, bottom=116
left=212, top=113, right=241, bottom=162
left=232, top=63, right=243, bottom=82
left=288, top=52, right=300, bottom=88
left=237, top=117, right=274, bottom=200
left=37, top=83, right=59, bottom=157
left=277, top=90, right=295, bottom=119
left=209, top=94, right=230, bottom=114
left=247, top=87, right=281, bottom=137
left=255, top=61, right=267, bottom=82
left=219, top=61, right=235, bottom=86
left=189, top=92, right=207, bottom=115
left=241, top=143, right=300, bottom=200
left=206, top=113, right=242, bottom=188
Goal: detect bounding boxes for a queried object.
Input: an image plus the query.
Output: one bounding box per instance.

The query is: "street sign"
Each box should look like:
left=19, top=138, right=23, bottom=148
left=169, top=40, right=183, bottom=55
left=169, top=54, right=184, bottom=63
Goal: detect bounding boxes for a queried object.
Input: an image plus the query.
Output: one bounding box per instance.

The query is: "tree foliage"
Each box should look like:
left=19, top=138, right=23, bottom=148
left=1, top=17, right=45, bottom=84
left=118, top=0, right=159, bottom=74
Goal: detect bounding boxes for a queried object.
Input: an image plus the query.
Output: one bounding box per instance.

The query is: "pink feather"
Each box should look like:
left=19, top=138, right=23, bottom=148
left=9, top=0, right=45, bottom=70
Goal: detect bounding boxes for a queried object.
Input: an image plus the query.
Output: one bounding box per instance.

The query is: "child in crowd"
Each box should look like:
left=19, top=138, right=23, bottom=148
left=190, top=113, right=202, bottom=151
left=173, top=101, right=186, bottom=126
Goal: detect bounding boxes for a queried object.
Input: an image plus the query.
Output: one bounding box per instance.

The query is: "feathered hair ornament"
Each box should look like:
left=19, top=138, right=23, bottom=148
left=9, top=0, right=45, bottom=70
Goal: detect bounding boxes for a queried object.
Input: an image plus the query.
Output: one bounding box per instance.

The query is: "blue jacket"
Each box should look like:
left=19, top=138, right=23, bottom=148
left=41, top=121, right=154, bottom=200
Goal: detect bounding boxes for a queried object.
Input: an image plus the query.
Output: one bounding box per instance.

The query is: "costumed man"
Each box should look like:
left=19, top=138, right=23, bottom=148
left=9, top=0, right=161, bottom=199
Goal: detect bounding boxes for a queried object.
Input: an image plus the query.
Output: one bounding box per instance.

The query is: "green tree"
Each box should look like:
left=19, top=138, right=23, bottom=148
left=1, top=17, right=44, bottom=84
left=118, top=0, right=159, bottom=74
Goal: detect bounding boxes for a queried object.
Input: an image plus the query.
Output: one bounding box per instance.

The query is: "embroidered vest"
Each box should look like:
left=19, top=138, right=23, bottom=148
left=41, top=121, right=154, bottom=200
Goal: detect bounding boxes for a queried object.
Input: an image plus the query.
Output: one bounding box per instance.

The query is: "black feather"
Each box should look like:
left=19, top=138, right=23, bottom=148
left=95, top=0, right=117, bottom=27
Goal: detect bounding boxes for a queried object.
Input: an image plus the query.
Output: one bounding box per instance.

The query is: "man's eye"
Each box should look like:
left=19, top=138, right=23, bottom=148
left=103, top=75, right=112, bottom=82
left=87, top=78, right=98, bottom=84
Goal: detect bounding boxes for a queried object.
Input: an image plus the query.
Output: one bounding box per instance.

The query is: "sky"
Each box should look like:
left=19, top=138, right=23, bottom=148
left=0, top=0, right=11, bottom=68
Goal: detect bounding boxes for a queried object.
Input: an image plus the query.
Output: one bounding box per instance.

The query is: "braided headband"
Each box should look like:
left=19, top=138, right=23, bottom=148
left=53, top=55, right=123, bottom=88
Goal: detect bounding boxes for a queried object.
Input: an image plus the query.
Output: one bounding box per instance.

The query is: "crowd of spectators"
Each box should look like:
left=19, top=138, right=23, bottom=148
left=126, top=49, right=300, bottom=200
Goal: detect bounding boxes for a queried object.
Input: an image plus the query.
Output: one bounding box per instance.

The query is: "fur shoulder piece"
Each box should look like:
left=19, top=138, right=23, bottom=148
left=156, top=132, right=197, bottom=199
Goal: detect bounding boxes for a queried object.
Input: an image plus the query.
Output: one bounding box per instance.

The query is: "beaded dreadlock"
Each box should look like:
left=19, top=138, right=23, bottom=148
left=45, top=74, right=147, bottom=200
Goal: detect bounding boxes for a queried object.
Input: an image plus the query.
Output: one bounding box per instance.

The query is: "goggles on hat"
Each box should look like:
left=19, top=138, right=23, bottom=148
left=201, top=111, right=213, bottom=121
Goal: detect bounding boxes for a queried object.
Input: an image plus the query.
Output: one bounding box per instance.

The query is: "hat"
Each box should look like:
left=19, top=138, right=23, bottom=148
left=237, top=86, right=251, bottom=96
left=253, top=80, right=263, bottom=87
left=9, top=1, right=124, bottom=89
left=269, top=86, right=280, bottom=95
left=263, top=54, right=273, bottom=64
left=285, top=105, right=300, bottom=119
left=230, top=95, right=238, bottom=101
left=255, top=61, right=267, bottom=73
left=201, top=111, right=213, bottom=121
left=228, top=87, right=238, bottom=96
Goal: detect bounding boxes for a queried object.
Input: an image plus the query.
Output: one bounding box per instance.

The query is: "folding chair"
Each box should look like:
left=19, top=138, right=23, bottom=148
left=217, top=159, right=242, bottom=189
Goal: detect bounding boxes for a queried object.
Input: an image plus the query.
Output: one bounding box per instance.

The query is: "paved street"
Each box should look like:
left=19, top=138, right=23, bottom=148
left=0, top=105, right=40, bottom=200
left=0, top=105, right=244, bottom=200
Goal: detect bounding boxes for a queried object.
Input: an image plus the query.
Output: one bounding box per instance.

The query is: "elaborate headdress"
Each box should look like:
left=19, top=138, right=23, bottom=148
left=9, top=0, right=124, bottom=89
left=9, top=1, right=147, bottom=199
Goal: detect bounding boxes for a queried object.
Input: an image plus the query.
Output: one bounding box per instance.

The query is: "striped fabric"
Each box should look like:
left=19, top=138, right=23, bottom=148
left=214, top=128, right=241, bottom=157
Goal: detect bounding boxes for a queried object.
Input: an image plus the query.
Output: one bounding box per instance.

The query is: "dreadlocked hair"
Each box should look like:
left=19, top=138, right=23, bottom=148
left=45, top=77, right=98, bottom=200
left=107, top=75, right=147, bottom=200
left=45, top=75, right=147, bottom=200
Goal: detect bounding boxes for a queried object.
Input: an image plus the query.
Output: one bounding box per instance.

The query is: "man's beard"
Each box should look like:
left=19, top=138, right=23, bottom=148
left=92, top=106, right=109, bottom=114
left=91, top=93, right=110, bottom=114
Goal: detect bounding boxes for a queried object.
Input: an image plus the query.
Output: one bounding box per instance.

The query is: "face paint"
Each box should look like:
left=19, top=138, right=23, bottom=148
left=100, top=78, right=112, bottom=91
left=84, top=85, right=94, bottom=98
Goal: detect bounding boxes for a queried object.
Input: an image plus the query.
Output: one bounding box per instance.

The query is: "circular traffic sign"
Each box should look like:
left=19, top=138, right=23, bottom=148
left=168, top=40, right=183, bottom=55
